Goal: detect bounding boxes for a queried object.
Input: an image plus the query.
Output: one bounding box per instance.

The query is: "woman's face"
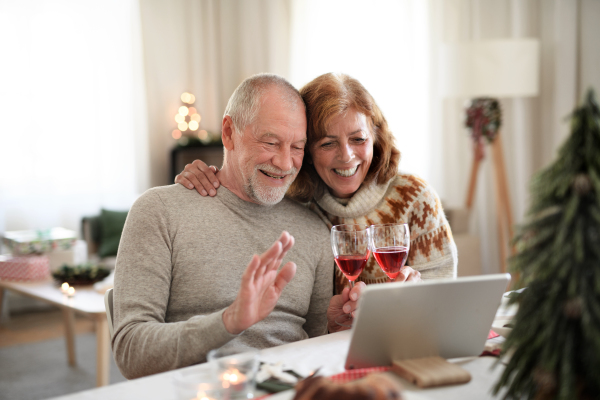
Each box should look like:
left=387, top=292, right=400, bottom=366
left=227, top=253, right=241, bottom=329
left=310, top=109, right=374, bottom=198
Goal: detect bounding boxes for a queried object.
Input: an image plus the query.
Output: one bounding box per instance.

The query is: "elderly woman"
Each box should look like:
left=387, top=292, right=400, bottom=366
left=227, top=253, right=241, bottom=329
left=176, top=73, right=457, bottom=294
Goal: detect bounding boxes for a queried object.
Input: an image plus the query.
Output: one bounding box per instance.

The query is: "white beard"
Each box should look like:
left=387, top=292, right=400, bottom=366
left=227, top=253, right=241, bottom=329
left=244, top=163, right=296, bottom=206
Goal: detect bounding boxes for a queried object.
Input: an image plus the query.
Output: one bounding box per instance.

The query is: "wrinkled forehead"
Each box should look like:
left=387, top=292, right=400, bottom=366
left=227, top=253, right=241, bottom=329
left=251, top=104, right=307, bottom=142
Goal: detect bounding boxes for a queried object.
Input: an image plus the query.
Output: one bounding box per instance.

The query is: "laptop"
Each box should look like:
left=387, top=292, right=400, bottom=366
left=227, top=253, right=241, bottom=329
left=344, top=273, right=510, bottom=369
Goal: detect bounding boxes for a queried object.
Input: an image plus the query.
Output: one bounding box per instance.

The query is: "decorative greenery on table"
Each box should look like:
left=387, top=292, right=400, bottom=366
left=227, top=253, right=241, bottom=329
left=52, top=263, right=111, bottom=286
left=493, top=89, right=600, bottom=399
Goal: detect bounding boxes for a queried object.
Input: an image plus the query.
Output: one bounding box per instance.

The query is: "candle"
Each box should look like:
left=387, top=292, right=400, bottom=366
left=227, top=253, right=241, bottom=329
left=207, top=347, right=258, bottom=399
left=192, top=392, right=213, bottom=400
left=221, top=368, right=247, bottom=390
left=67, top=286, right=76, bottom=297
left=61, top=282, right=70, bottom=294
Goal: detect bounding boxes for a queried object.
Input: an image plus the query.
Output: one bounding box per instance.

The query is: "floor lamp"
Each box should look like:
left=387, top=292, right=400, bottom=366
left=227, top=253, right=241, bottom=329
left=441, top=39, right=540, bottom=273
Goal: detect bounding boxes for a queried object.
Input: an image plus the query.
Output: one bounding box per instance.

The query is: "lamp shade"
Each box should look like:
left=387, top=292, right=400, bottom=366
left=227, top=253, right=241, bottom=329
left=440, top=39, right=540, bottom=98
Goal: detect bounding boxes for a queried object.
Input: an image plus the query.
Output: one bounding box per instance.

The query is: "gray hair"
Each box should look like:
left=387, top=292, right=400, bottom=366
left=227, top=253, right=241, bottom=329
left=223, top=73, right=304, bottom=134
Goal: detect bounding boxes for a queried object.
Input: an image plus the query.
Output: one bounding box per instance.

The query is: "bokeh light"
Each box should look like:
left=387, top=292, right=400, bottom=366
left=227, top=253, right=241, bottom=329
left=188, top=107, right=197, bottom=115
left=175, top=114, right=185, bottom=123
left=188, top=94, right=196, bottom=103
left=178, top=106, right=189, bottom=116
left=188, top=120, right=199, bottom=131
left=178, top=121, right=188, bottom=131
left=191, top=113, right=201, bottom=123
left=198, top=130, right=209, bottom=141
left=181, top=92, right=191, bottom=103
left=172, top=129, right=182, bottom=139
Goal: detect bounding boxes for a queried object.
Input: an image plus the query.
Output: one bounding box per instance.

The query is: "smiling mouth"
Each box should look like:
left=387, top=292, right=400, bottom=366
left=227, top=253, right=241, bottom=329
left=334, top=165, right=359, bottom=177
left=260, top=170, right=285, bottom=179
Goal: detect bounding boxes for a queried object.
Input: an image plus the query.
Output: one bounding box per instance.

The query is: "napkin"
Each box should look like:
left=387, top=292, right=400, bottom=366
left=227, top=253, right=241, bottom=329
left=256, top=363, right=304, bottom=393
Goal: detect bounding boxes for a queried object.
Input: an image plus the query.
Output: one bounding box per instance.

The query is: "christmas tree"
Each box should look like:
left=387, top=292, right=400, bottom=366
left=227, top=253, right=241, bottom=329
left=494, top=89, right=600, bottom=399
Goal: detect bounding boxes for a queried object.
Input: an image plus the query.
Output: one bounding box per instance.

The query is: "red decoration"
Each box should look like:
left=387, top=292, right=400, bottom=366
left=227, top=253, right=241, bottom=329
left=0, top=255, right=50, bottom=281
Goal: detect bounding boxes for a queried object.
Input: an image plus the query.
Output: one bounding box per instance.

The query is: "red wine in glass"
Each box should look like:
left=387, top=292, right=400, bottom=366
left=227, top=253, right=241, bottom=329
left=331, top=224, right=371, bottom=327
left=373, top=246, right=408, bottom=280
left=335, top=252, right=371, bottom=281
left=369, top=223, right=410, bottom=282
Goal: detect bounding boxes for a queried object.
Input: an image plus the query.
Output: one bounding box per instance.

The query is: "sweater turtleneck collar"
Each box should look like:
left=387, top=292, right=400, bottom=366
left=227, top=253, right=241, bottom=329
left=314, top=176, right=394, bottom=219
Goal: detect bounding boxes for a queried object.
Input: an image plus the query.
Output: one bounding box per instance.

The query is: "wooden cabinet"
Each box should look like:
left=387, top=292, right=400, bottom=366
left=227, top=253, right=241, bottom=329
left=170, top=144, right=224, bottom=183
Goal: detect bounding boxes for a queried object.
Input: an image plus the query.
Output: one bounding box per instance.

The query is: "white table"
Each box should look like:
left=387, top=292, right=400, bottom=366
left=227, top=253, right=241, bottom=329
left=0, top=279, right=110, bottom=387
left=47, top=330, right=508, bottom=400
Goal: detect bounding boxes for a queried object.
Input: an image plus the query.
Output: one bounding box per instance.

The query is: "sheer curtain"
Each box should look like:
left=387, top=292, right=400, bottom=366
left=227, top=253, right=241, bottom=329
left=431, top=0, right=600, bottom=274
left=0, top=0, right=149, bottom=233
left=139, top=0, right=292, bottom=188
left=290, top=0, right=432, bottom=181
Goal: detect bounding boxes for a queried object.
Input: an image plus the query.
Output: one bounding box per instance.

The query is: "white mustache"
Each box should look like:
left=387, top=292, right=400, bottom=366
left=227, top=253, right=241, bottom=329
left=255, top=164, right=297, bottom=176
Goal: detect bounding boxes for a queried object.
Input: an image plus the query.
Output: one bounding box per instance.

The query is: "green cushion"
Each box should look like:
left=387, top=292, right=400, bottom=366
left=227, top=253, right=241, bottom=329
left=82, top=215, right=102, bottom=243
left=98, top=208, right=128, bottom=258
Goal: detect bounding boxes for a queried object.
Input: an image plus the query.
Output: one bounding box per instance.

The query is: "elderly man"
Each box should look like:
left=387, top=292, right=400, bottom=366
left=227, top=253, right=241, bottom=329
left=113, top=74, right=359, bottom=380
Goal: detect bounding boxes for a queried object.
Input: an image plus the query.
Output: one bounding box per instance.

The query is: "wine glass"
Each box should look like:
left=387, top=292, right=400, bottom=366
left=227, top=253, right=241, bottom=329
left=369, top=223, right=410, bottom=282
left=331, top=224, right=371, bottom=327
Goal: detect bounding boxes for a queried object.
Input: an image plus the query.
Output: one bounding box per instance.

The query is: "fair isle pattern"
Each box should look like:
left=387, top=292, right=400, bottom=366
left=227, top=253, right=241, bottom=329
left=308, top=174, right=458, bottom=294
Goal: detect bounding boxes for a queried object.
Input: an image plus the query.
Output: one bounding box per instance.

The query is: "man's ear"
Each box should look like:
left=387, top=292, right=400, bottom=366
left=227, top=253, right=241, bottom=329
left=222, top=116, right=235, bottom=151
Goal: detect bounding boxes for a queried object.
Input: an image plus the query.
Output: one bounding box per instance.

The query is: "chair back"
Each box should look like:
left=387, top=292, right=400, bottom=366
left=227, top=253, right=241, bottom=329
left=104, top=288, right=114, bottom=337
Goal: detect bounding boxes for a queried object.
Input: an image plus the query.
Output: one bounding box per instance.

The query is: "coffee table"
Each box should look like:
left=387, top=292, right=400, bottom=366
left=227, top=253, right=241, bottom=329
left=0, top=279, right=110, bottom=387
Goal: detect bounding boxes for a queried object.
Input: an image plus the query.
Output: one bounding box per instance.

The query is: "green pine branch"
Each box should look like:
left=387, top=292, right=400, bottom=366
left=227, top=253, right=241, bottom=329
left=493, top=89, right=600, bottom=399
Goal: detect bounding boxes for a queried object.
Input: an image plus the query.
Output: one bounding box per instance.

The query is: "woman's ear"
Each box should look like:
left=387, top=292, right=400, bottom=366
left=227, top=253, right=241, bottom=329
left=222, top=115, right=235, bottom=150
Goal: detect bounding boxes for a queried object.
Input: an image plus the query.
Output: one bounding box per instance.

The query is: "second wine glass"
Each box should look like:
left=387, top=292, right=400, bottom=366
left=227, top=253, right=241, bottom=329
left=369, top=223, right=410, bottom=282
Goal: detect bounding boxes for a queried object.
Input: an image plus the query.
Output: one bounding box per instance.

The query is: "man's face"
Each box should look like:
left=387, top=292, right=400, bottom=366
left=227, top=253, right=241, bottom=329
left=233, top=89, right=307, bottom=205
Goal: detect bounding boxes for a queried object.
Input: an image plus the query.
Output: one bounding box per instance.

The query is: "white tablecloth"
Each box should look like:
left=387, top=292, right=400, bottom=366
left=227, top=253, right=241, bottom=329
left=49, top=330, right=508, bottom=400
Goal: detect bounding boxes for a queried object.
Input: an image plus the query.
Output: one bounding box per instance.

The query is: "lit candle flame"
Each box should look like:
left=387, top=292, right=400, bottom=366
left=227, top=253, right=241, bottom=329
left=61, top=282, right=70, bottom=293
left=222, top=368, right=244, bottom=384
left=67, top=286, right=75, bottom=297
left=195, top=392, right=210, bottom=400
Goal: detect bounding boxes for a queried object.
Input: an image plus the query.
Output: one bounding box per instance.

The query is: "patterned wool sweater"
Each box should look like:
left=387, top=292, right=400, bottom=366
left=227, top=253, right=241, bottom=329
left=307, top=173, right=458, bottom=294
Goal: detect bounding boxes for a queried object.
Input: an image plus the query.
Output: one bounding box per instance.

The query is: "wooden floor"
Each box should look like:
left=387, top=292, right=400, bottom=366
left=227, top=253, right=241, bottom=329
left=0, top=309, right=95, bottom=348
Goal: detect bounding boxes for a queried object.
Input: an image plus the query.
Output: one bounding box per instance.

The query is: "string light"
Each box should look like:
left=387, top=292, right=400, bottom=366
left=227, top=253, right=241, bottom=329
left=198, top=130, right=208, bottom=140
left=181, top=92, right=192, bottom=103
left=172, top=92, right=201, bottom=140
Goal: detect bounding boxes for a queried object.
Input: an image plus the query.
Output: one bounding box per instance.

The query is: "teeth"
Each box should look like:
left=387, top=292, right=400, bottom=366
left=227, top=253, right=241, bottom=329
left=262, top=170, right=284, bottom=179
left=334, top=166, right=358, bottom=177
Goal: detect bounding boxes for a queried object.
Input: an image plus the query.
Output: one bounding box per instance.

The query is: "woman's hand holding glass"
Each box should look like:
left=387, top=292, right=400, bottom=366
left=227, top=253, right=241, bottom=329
left=369, top=223, right=421, bottom=283
left=326, top=281, right=365, bottom=333
left=330, top=224, right=371, bottom=327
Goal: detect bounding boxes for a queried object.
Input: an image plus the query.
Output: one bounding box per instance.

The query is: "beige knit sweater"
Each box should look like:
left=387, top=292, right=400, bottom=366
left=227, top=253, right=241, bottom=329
left=113, top=184, right=333, bottom=379
left=307, top=173, right=458, bottom=294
